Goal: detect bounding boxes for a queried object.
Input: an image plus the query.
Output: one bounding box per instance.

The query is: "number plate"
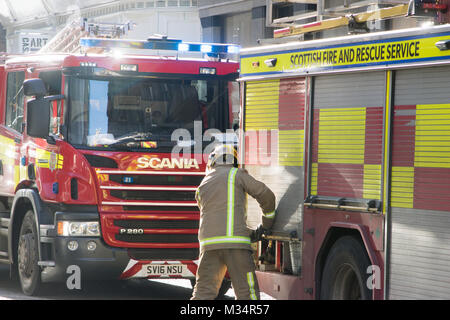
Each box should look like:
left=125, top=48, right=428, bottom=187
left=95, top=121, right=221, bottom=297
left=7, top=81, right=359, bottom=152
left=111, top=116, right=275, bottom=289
left=144, top=264, right=187, bottom=276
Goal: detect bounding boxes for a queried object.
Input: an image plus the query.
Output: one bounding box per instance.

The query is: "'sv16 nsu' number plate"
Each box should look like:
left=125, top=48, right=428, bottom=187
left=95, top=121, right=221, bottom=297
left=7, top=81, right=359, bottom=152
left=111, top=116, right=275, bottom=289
left=145, top=264, right=187, bottom=276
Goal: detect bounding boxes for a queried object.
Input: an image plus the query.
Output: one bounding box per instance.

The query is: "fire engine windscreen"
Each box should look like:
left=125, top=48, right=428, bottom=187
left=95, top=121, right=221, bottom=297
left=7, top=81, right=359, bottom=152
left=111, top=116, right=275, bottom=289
left=66, top=76, right=230, bottom=150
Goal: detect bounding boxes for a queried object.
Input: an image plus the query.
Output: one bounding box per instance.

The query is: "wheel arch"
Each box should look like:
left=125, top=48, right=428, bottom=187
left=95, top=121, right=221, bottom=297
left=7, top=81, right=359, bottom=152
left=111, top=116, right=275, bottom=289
left=8, top=189, right=50, bottom=265
left=314, top=222, right=380, bottom=300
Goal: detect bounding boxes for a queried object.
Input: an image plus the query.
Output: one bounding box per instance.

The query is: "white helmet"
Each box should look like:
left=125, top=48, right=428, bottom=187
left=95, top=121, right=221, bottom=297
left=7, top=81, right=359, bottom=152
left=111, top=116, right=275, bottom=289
left=207, top=144, right=238, bottom=168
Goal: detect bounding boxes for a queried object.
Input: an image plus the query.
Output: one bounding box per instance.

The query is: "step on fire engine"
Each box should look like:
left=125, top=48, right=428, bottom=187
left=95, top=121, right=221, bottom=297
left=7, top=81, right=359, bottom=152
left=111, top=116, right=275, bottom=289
left=0, top=35, right=239, bottom=295
left=240, top=24, right=450, bottom=299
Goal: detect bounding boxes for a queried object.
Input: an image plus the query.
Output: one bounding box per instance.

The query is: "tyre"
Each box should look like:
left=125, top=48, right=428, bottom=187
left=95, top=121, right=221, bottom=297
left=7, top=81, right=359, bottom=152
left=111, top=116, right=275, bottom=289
left=17, top=210, right=43, bottom=296
left=319, top=236, right=372, bottom=300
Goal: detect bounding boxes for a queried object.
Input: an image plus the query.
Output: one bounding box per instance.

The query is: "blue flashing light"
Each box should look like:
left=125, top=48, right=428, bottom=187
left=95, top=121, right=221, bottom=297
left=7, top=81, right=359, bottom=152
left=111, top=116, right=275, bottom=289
left=200, top=44, right=213, bottom=53
left=178, top=43, right=190, bottom=51
left=227, top=45, right=240, bottom=54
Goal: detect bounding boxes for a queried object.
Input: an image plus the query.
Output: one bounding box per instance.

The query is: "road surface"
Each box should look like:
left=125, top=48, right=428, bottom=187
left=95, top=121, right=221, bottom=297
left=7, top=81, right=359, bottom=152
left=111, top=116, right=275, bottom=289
left=0, top=265, right=274, bottom=300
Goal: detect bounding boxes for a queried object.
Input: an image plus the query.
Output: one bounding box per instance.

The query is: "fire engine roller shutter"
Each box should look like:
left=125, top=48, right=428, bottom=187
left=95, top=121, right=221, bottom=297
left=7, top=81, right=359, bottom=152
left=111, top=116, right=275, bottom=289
left=244, top=78, right=305, bottom=238
left=311, top=72, right=384, bottom=201
left=389, top=66, right=450, bottom=299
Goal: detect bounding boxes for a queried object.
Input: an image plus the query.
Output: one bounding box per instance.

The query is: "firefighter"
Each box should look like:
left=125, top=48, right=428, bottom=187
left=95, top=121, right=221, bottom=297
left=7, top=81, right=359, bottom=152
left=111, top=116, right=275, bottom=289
left=191, top=144, right=276, bottom=300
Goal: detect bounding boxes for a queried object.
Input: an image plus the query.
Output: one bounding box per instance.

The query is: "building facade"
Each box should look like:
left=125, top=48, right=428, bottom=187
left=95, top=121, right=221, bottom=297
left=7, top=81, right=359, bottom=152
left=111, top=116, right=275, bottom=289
left=198, top=0, right=439, bottom=47
left=198, top=0, right=316, bottom=47
left=0, top=0, right=201, bottom=54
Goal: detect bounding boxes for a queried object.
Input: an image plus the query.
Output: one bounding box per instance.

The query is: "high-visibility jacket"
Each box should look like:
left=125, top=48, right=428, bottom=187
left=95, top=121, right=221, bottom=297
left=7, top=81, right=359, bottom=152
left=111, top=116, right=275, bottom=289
left=195, top=165, right=276, bottom=252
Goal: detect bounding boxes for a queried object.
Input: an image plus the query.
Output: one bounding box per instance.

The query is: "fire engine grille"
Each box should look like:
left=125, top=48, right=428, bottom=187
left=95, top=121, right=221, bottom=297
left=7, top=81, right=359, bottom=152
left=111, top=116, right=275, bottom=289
left=128, top=248, right=199, bottom=260
left=122, top=205, right=198, bottom=212
left=114, top=219, right=199, bottom=229
left=99, top=169, right=204, bottom=249
left=110, top=190, right=195, bottom=201
left=115, top=234, right=198, bottom=243
left=109, top=174, right=203, bottom=186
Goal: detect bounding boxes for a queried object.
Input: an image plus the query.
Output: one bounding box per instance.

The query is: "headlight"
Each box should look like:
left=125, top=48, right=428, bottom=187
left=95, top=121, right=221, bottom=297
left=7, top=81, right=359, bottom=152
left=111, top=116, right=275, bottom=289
left=57, top=221, right=100, bottom=237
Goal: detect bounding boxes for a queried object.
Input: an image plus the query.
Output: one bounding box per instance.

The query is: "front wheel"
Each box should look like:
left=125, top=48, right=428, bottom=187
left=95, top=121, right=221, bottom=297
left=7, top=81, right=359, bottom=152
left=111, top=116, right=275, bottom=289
left=319, top=236, right=372, bottom=300
left=17, top=210, right=43, bottom=296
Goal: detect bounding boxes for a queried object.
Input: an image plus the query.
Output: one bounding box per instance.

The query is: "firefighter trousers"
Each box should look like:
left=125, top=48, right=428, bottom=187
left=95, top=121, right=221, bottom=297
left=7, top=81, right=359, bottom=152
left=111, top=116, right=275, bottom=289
left=191, top=248, right=260, bottom=300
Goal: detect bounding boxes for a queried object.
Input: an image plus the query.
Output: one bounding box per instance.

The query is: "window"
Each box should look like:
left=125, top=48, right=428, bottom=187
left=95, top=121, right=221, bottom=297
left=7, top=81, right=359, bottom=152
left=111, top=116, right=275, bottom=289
left=66, top=75, right=231, bottom=151
left=225, top=11, right=252, bottom=46
left=39, top=70, right=63, bottom=135
left=5, top=71, right=25, bottom=132
left=39, top=70, right=61, bottom=95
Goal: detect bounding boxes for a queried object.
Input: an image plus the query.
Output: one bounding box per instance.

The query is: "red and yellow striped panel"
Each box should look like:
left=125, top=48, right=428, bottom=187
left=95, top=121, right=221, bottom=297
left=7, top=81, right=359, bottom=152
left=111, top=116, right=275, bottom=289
left=279, top=129, right=304, bottom=166
left=317, top=107, right=366, bottom=164
left=311, top=107, right=383, bottom=199
left=415, top=104, right=450, bottom=168
left=244, top=79, right=305, bottom=167
left=391, top=166, right=414, bottom=209
left=245, top=80, right=279, bottom=131
left=391, top=103, right=450, bottom=210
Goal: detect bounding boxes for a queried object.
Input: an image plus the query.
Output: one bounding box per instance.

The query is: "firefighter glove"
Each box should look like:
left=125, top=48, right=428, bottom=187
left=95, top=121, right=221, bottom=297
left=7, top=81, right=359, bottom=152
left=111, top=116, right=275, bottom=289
left=251, top=224, right=269, bottom=242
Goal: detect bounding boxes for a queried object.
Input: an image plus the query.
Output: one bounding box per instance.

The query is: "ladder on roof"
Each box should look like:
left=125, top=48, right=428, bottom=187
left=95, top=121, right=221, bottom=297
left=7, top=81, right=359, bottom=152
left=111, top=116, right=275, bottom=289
left=268, top=0, right=447, bottom=39
left=273, top=3, right=411, bottom=38
left=38, top=18, right=133, bottom=54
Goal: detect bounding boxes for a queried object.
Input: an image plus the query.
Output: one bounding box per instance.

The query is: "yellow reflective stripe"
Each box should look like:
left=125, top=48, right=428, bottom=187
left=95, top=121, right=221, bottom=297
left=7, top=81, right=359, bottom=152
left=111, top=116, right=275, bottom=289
left=0, top=135, right=16, bottom=166
left=35, top=149, right=64, bottom=170
left=247, top=272, right=258, bottom=300
left=245, top=80, right=279, bottom=130
left=227, top=168, right=238, bottom=237
left=195, top=189, right=201, bottom=210
left=363, top=164, right=382, bottom=200
left=57, top=155, right=64, bottom=169
left=390, top=166, right=414, bottom=209
left=311, top=163, right=318, bottom=195
left=195, top=189, right=200, bottom=201
left=279, top=129, right=304, bottom=166
left=318, top=108, right=366, bottom=165
left=264, top=210, right=276, bottom=219
left=383, top=70, right=392, bottom=214
left=200, top=236, right=251, bottom=247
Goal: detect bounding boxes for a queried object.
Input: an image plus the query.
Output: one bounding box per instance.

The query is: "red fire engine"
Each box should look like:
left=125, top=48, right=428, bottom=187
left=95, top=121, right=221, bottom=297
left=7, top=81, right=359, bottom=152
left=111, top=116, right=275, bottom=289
left=0, top=37, right=239, bottom=295
left=239, top=24, right=450, bottom=299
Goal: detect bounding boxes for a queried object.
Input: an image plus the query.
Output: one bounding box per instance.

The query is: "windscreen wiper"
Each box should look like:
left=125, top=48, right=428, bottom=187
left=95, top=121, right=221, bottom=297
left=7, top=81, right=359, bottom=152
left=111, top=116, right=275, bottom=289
left=107, top=132, right=153, bottom=147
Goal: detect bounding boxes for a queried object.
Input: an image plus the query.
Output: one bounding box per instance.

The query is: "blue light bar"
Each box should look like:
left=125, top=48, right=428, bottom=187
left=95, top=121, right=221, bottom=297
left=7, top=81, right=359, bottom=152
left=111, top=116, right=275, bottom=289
left=80, top=38, right=240, bottom=57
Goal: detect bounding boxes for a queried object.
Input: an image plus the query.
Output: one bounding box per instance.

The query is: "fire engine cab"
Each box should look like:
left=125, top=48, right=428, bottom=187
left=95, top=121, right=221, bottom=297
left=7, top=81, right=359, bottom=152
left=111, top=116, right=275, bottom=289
left=0, top=37, right=239, bottom=295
